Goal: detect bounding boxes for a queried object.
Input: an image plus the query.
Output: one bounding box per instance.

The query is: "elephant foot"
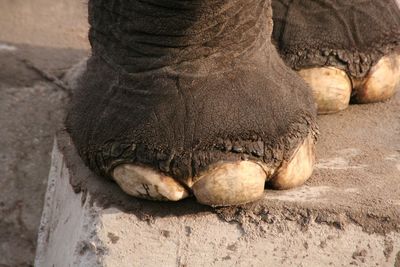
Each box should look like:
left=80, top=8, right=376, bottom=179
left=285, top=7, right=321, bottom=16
left=298, top=54, right=400, bottom=114
left=66, top=53, right=318, bottom=207
left=67, top=0, right=318, bottom=207
left=112, top=134, right=314, bottom=206
left=272, top=0, right=400, bottom=114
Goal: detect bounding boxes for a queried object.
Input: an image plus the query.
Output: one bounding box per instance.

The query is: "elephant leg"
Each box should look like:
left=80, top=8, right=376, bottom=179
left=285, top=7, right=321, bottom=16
left=272, top=0, right=400, bottom=114
left=66, top=0, right=318, bottom=206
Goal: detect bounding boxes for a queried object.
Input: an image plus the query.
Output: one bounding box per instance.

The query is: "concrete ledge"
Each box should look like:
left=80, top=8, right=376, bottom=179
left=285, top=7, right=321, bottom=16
left=0, top=0, right=89, bottom=49
left=35, top=92, right=400, bottom=266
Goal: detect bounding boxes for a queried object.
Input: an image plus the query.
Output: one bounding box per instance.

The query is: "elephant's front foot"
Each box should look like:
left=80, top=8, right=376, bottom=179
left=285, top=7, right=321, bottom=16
left=66, top=54, right=318, bottom=206
left=66, top=0, right=318, bottom=207
left=297, top=54, right=400, bottom=114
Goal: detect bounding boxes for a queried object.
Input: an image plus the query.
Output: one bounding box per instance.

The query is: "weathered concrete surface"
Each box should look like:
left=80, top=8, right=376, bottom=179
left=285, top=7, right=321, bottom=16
left=35, top=87, right=400, bottom=265
left=0, top=44, right=88, bottom=267
left=0, top=0, right=89, bottom=49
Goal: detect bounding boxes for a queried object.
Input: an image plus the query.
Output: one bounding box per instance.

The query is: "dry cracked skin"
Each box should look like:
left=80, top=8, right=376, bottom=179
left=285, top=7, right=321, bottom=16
left=66, top=0, right=400, bottom=206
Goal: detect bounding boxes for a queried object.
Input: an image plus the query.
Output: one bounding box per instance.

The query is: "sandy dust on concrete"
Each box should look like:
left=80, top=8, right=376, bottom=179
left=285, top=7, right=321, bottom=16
left=0, top=43, right=88, bottom=267
left=0, top=0, right=89, bottom=50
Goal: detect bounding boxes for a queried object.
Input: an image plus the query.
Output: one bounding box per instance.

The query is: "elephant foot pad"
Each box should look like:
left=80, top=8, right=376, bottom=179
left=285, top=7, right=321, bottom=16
left=35, top=115, right=400, bottom=266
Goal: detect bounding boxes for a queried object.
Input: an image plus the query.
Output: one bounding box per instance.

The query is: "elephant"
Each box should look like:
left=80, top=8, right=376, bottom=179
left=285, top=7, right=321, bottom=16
left=272, top=0, right=400, bottom=114
left=66, top=0, right=400, bottom=206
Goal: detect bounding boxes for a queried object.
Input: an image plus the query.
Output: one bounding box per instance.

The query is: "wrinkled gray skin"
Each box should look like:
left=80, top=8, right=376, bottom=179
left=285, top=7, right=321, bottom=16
left=66, top=0, right=317, bottom=185
left=272, top=0, right=400, bottom=78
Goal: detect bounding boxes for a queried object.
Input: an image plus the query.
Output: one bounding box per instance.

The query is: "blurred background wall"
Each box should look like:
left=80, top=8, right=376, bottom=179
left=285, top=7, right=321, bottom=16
left=0, top=0, right=89, bottom=49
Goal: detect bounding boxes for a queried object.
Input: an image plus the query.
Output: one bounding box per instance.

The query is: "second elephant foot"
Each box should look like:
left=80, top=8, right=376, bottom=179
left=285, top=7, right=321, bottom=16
left=298, top=54, right=400, bottom=115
